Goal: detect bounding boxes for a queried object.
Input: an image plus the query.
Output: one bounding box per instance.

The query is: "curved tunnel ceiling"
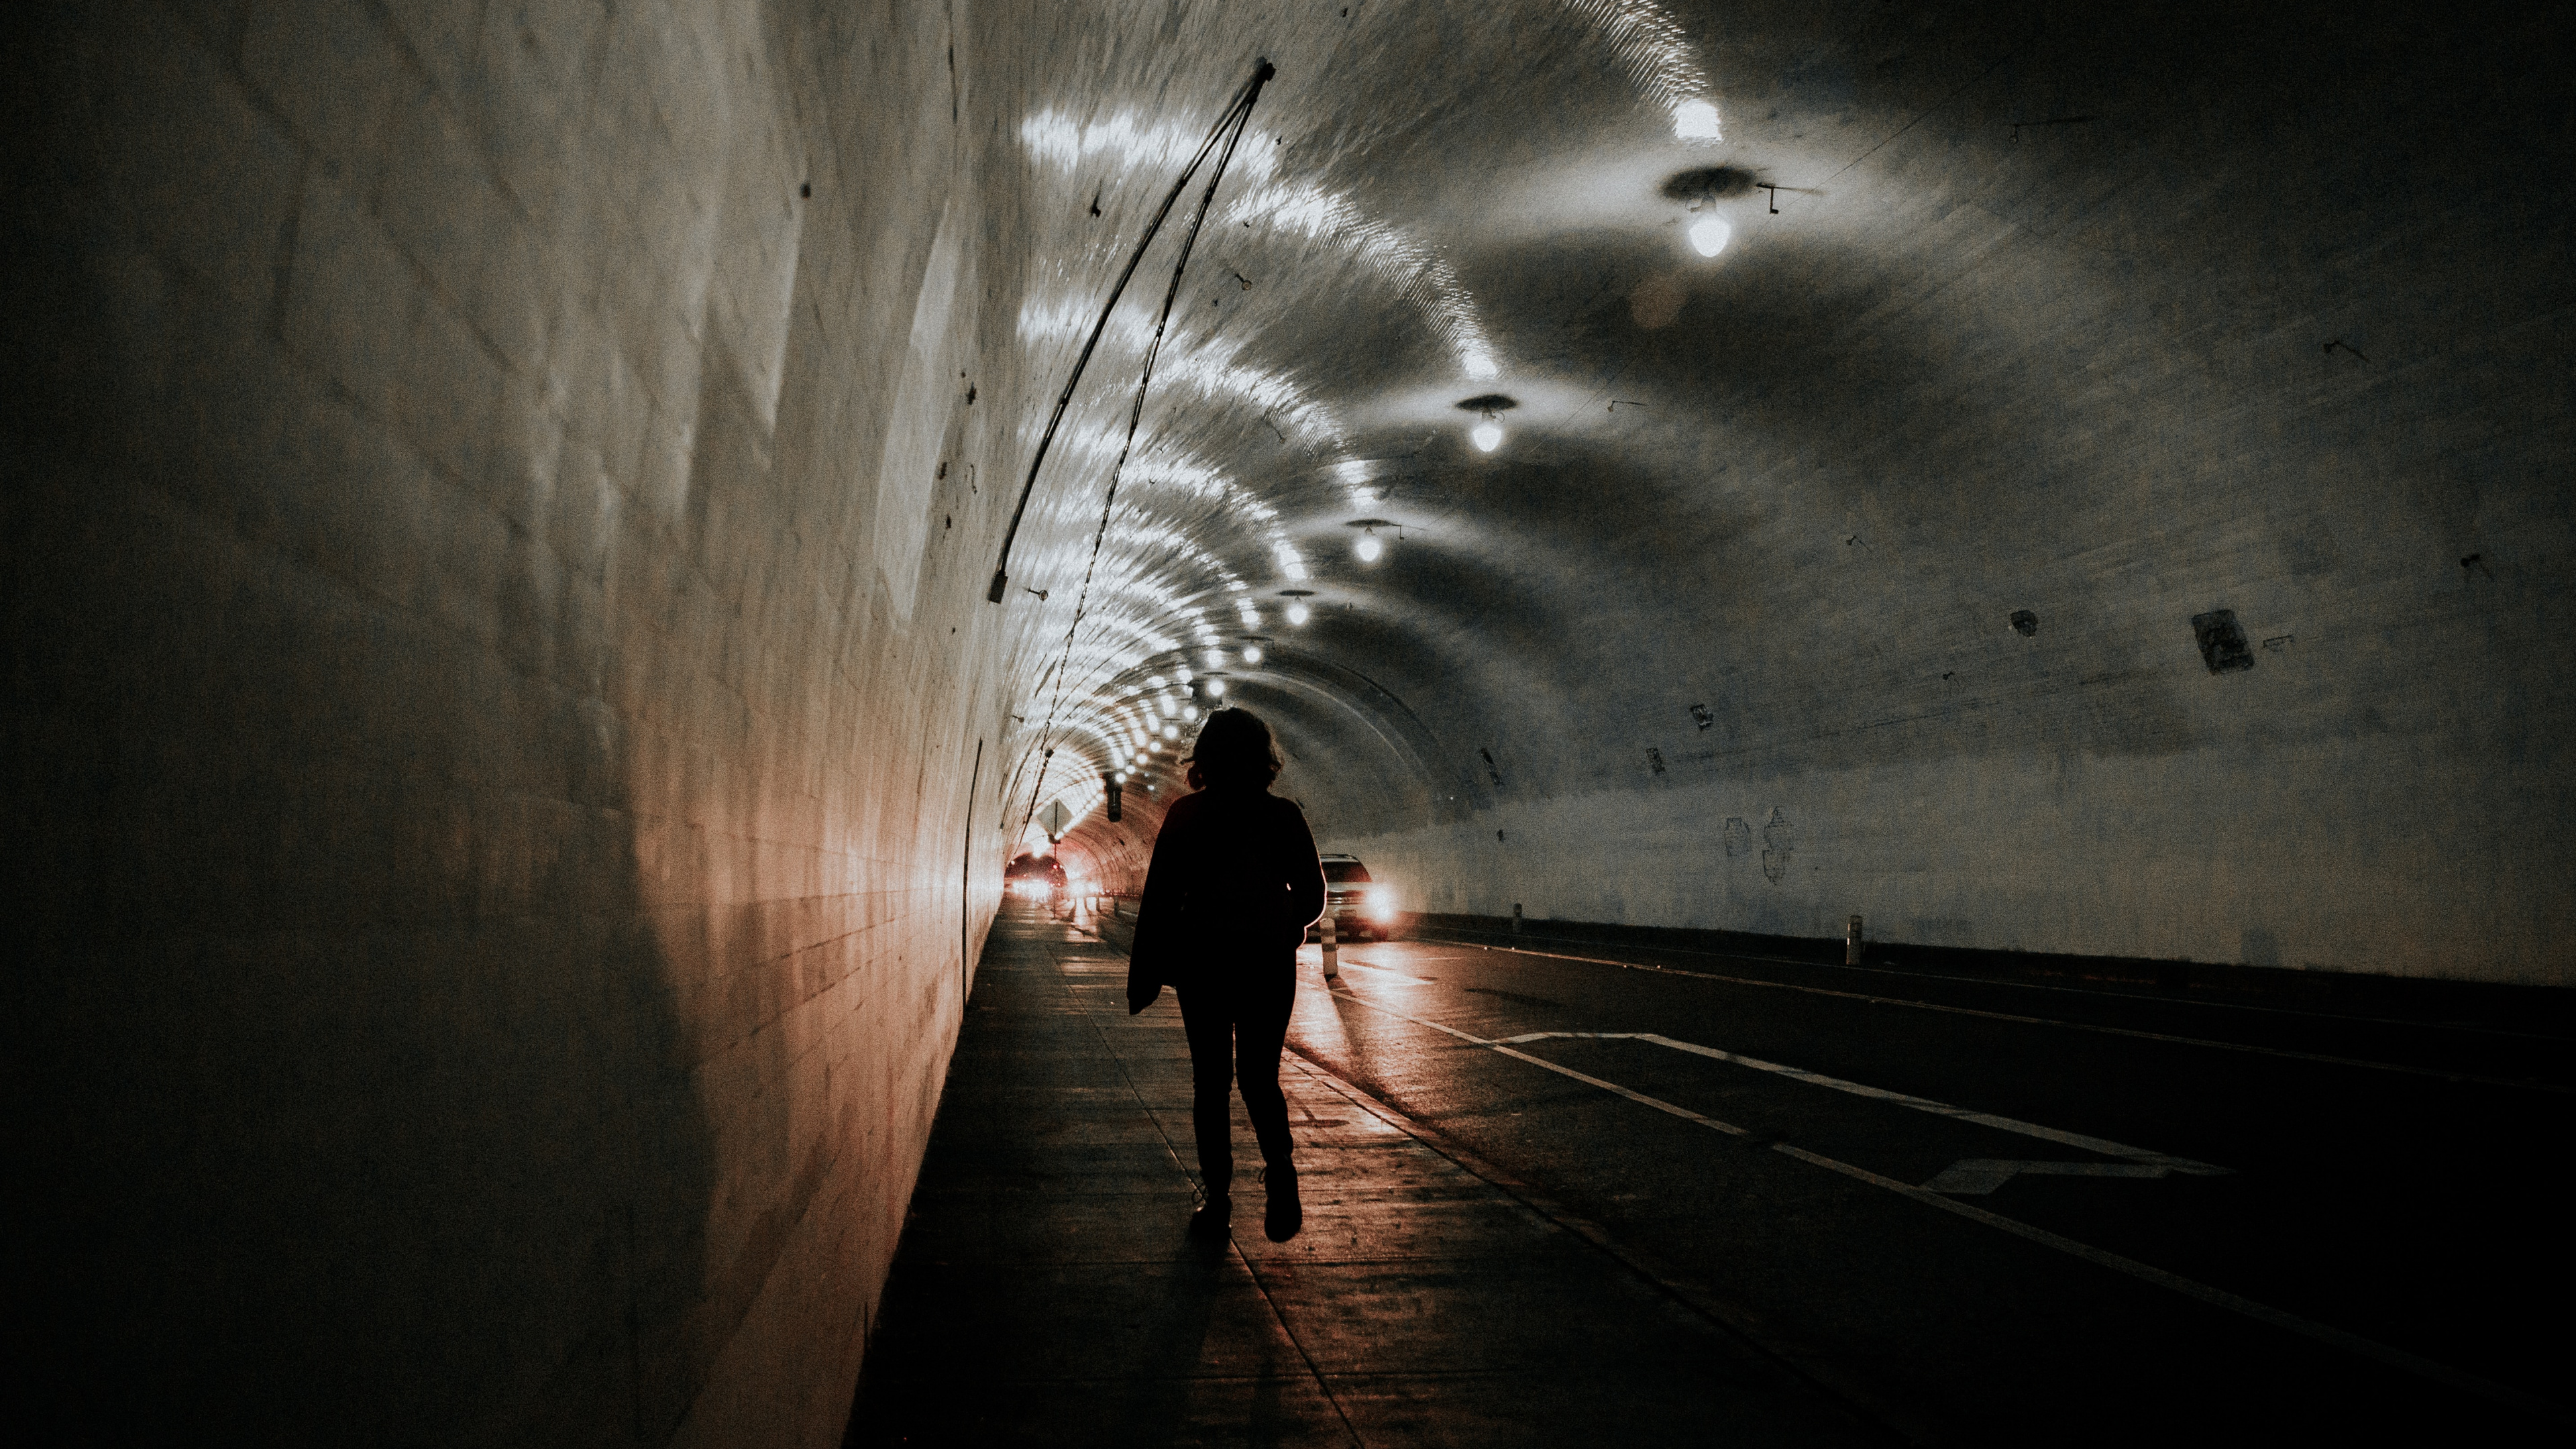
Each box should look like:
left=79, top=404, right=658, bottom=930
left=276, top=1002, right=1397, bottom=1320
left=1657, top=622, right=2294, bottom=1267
left=994, top=1, right=2572, bottom=952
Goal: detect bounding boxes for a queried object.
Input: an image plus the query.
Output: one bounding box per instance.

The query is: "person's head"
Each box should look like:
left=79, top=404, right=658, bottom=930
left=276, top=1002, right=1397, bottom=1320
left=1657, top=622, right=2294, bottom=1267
left=1185, top=707, right=1283, bottom=791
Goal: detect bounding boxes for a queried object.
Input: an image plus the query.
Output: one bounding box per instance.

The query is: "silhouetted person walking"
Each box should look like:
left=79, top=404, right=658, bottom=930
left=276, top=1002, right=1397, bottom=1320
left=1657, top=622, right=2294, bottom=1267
left=1127, top=708, right=1325, bottom=1242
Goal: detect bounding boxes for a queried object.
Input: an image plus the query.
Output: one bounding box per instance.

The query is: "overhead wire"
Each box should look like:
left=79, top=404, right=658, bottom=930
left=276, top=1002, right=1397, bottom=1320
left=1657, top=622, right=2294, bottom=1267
left=1012, top=60, right=1276, bottom=841
left=987, top=60, right=1278, bottom=606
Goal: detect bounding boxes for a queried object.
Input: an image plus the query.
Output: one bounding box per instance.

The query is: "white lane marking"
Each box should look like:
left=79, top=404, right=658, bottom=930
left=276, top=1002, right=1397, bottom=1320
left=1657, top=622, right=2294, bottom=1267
left=1421, top=930, right=2572, bottom=1042
left=1338, top=995, right=1757, bottom=1136
left=1774, top=1143, right=2576, bottom=1429
left=1493, top=1030, right=2226, bottom=1173
left=1321, top=982, right=2576, bottom=1428
left=1450, top=943, right=2569, bottom=1094
left=1922, top=1159, right=2170, bottom=1195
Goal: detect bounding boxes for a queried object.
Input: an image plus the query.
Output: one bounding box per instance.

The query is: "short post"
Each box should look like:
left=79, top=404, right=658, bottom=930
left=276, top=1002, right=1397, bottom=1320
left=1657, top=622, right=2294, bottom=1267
left=1511, top=903, right=1523, bottom=934
left=1320, top=914, right=1339, bottom=978
left=1846, top=914, right=1864, bottom=965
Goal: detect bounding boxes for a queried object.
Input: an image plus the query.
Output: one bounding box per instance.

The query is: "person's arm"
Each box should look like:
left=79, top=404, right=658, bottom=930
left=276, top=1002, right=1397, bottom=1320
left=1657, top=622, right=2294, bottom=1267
left=1126, top=798, right=1195, bottom=1012
left=1278, top=800, right=1326, bottom=947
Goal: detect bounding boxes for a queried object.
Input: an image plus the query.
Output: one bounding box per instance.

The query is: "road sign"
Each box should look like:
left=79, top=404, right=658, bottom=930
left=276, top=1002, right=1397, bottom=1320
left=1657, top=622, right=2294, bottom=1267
left=1038, top=800, right=1071, bottom=839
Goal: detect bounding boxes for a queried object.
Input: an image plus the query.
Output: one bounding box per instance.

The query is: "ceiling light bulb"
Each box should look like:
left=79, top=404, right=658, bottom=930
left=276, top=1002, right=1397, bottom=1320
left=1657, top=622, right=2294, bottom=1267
left=1689, top=217, right=1731, bottom=257
left=1207, top=678, right=1227, bottom=696
left=1159, top=700, right=1175, bottom=717
left=1242, top=645, right=1263, bottom=664
left=1286, top=602, right=1310, bottom=625
left=1355, top=534, right=1383, bottom=561
left=1163, top=724, right=1178, bottom=739
left=1177, top=668, right=1193, bottom=682
left=1471, top=422, right=1503, bottom=452
left=1204, top=649, right=1225, bottom=667
left=1114, top=772, right=1126, bottom=782
left=1674, top=100, right=1721, bottom=140
left=1183, top=706, right=1199, bottom=721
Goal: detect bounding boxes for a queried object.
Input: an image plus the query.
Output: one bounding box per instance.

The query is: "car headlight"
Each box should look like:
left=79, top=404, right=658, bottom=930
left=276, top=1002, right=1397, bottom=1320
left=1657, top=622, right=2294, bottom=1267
left=1366, top=888, right=1396, bottom=918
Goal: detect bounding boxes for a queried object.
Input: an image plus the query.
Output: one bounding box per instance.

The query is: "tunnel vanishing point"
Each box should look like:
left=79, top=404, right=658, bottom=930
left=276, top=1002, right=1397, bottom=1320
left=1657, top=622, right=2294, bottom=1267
left=6, top=0, right=2571, bottom=1442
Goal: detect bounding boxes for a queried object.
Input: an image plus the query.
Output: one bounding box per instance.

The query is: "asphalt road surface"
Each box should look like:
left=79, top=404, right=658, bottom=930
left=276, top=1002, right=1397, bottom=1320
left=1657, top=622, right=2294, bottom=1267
left=1261, top=924, right=2573, bottom=1442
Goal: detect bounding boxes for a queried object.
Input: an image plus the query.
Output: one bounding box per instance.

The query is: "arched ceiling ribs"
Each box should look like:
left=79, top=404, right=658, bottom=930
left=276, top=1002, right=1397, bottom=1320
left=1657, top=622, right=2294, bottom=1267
left=1554, top=0, right=1719, bottom=123
left=1018, top=95, right=1499, bottom=382
left=1227, top=653, right=1476, bottom=826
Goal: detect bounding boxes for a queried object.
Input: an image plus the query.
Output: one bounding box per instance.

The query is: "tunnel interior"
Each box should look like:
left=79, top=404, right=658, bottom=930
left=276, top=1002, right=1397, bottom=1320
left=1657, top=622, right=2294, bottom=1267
left=7, top=0, right=2571, bottom=1442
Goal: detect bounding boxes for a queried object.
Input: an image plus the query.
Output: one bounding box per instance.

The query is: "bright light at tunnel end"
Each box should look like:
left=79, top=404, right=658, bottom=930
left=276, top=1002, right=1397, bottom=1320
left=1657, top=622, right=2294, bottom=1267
left=1674, top=100, right=1721, bottom=141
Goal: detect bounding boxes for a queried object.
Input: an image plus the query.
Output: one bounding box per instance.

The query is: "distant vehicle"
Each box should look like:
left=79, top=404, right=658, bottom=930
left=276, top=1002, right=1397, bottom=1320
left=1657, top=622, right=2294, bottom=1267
left=1004, top=853, right=1068, bottom=904
left=1314, top=853, right=1401, bottom=941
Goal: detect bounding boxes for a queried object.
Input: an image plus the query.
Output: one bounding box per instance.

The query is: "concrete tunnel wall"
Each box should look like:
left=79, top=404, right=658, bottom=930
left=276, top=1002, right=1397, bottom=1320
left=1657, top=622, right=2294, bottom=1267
left=6, top=0, right=2573, bottom=1444
left=8, top=0, right=1036, bottom=1440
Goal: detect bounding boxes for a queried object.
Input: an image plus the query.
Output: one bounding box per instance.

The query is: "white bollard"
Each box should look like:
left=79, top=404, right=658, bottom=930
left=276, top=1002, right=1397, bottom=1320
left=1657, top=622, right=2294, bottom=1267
left=1321, top=914, right=1339, bottom=978
left=1847, top=914, right=1864, bottom=966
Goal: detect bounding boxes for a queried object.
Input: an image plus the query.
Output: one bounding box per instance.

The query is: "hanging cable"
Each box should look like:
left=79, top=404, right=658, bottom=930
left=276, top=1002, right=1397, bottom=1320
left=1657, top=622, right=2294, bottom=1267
left=987, top=59, right=1277, bottom=606
left=1014, top=59, right=1273, bottom=839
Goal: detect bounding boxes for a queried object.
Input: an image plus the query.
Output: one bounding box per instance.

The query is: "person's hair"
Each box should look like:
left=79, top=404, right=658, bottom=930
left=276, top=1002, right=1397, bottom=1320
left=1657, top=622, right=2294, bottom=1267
left=1186, top=707, right=1283, bottom=790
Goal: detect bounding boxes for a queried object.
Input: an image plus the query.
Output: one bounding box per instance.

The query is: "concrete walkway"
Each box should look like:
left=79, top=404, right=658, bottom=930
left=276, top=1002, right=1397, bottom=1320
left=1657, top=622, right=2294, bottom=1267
left=847, top=904, right=1878, bottom=1446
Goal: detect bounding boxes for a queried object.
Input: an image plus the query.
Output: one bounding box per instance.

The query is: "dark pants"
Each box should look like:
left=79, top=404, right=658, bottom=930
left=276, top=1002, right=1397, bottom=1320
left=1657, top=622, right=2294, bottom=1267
left=1175, top=969, right=1297, bottom=1196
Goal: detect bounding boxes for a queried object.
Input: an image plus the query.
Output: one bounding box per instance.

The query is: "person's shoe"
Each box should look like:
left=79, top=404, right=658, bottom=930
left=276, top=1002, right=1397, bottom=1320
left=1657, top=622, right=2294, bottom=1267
left=1263, top=1167, right=1302, bottom=1242
left=1187, top=1193, right=1232, bottom=1240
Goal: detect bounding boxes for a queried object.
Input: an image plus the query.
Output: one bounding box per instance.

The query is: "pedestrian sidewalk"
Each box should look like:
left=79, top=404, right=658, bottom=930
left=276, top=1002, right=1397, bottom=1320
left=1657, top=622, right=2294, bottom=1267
left=847, top=905, right=1876, bottom=1446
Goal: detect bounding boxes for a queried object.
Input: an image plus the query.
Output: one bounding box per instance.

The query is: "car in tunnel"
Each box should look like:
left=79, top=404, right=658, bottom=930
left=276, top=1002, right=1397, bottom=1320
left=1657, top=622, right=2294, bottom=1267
left=1313, top=853, right=1401, bottom=941
left=1004, top=853, right=1068, bottom=904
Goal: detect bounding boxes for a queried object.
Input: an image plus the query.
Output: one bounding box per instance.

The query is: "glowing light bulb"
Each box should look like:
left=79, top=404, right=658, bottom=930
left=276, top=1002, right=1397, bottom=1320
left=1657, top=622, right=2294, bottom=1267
left=1472, top=422, right=1504, bottom=452
left=1242, top=645, right=1263, bottom=664
left=1286, top=602, right=1310, bottom=625
left=1162, top=724, right=1178, bottom=739
left=1114, top=771, right=1126, bottom=783
left=1674, top=100, right=1721, bottom=141
left=1689, top=217, right=1731, bottom=257
left=1204, top=649, right=1225, bottom=668
left=1159, top=700, right=1175, bottom=717
left=1183, top=706, right=1199, bottom=721
left=1355, top=534, right=1383, bottom=561
left=1207, top=678, right=1227, bottom=696
left=1177, top=668, right=1193, bottom=682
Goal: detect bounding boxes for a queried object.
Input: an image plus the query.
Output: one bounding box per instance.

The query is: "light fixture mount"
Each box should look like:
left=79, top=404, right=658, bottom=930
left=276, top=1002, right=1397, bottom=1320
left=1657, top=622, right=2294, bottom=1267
left=1660, top=166, right=1756, bottom=208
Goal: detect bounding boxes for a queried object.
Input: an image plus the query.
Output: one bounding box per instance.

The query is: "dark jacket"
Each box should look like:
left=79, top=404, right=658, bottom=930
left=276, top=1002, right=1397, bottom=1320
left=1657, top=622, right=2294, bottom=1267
left=1126, top=787, right=1326, bottom=1011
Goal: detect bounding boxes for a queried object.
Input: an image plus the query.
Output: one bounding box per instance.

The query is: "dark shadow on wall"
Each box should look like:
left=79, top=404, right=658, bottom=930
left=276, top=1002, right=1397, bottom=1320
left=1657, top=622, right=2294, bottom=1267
left=2, top=25, right=720, bottom=1440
